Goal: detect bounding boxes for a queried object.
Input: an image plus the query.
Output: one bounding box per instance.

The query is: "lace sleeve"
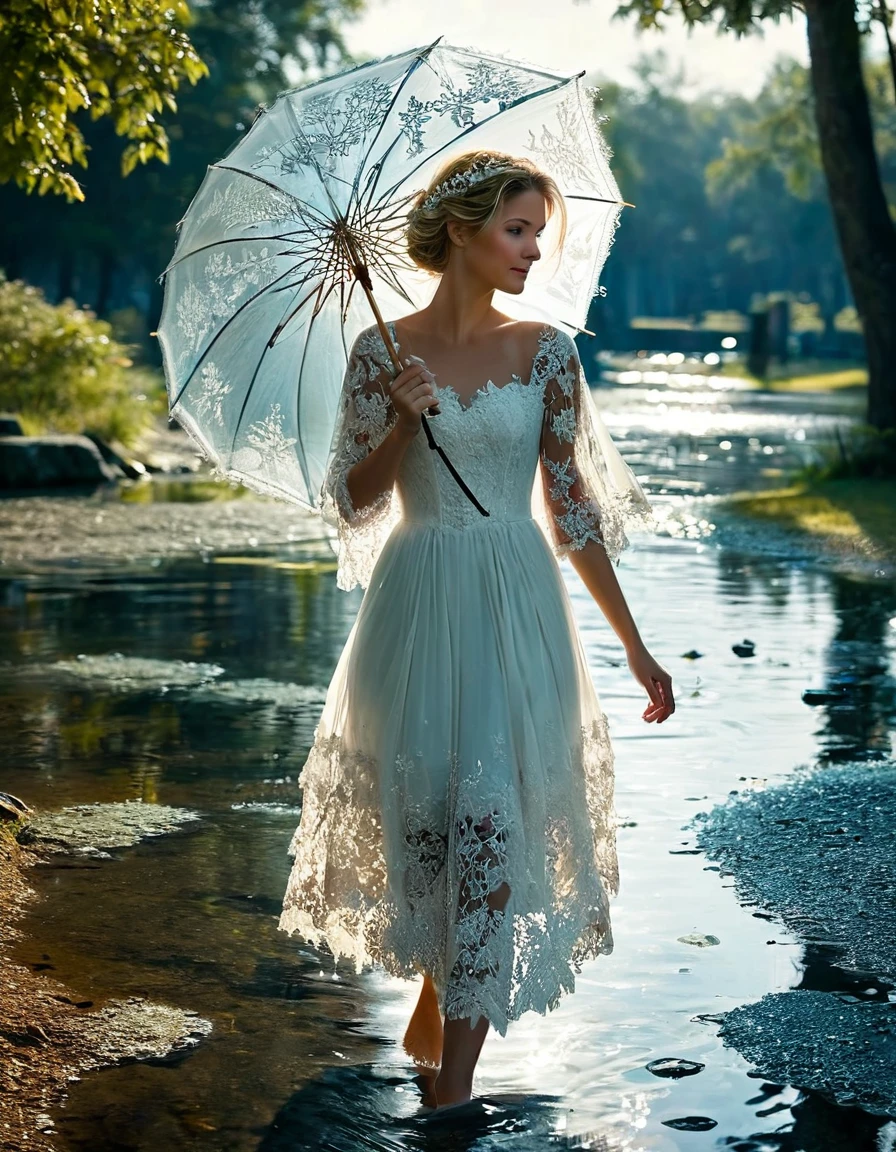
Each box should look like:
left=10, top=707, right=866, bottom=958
left=533, top=327, right=654, bottom=565
left=318, top=325, right=402, bottom=591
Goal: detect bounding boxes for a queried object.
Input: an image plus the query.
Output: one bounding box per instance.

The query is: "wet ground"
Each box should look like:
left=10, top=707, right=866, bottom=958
left=2, top=366, right=895, bottom=1149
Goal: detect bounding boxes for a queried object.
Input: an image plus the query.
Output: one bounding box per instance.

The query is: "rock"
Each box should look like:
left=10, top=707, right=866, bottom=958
left=0, top=434, right=121, bottom=489
left=646, top=1057, right=705, bottom=1078
left=677, top=933, right=721, bottom=947
left=80, top=431, right=148, bottom=480
left=692, top=1012, right=727, bottom=1025
left=0, top=413, right=24, bottom=436
left=732, top=639, right=756, bottom=657
left=691, top=762, right=896, bottom=979
left=681, top=649, right=703, bottom=659
left=690, top=761, right=896, bottom=1118
left=718, top=990, right=896, bottom=1118
left=79, top=996, right=212, bottom=1066
left=18, top=800, right=202, bottom=857
left=661, top=1116, right=718, bottom=1131
left=802, top=687, right=848, bottom=705
left=0, top=791, right=32, bottom=820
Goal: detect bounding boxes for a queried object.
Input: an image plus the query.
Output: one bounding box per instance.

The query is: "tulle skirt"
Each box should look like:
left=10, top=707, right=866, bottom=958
left=278, top=515, right=618, bottom=1036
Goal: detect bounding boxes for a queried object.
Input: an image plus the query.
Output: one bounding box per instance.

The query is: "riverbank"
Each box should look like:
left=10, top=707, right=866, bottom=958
left=0, top=477, right=329, bottom=571
left=723, top=478, right=896, bottom=568
left=0, top=822, right=63, bottom=1150
left=0, top=416, right=332, bottom=571
left=0, top=807, right=211, bottom=1151
left=719, top=358, right=868, bottom=393
left=692, top=763, right=896, bottom=1119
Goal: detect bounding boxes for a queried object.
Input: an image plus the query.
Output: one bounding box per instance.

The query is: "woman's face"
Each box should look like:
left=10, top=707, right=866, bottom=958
left=452, top=188, right=546, bottom=294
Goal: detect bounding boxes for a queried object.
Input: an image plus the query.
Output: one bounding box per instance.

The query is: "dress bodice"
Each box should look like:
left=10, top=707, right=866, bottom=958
left=387, top=321, right=547, bottom=529
left=319, top=319, right=653, bottom=591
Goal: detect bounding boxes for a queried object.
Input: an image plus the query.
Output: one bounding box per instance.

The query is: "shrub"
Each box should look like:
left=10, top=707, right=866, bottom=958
left=0, top=272, right=166, bottom=447
left=797, top=424, right=896, bottom=481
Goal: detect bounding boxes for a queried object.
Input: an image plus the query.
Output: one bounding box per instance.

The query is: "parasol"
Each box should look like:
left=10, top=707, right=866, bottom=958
left=156, top=38, right=627, bottom=515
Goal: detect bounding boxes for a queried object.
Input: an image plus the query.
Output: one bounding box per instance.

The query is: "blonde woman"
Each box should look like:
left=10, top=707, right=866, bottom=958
left=279, top=149, right=673, bottom=1118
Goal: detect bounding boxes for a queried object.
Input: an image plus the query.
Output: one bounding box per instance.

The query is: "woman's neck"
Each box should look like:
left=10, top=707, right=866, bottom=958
left=420, top=270, right=499, bottom=345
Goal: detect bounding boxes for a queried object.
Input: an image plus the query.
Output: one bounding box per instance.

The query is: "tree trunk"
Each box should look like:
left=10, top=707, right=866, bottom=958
left=57, top=250, right=76, bottom=303
left=95, top=250, right=116, bottom=316
left=804, top=0, right=896, bottom=431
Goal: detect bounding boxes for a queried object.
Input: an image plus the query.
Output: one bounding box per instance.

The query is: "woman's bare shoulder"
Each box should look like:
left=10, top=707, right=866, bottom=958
left=509, top=319, right=559, bottom=358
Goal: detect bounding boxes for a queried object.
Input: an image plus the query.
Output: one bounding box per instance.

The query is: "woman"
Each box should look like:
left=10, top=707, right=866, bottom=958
left=279, top=149, right=674, bottom=1117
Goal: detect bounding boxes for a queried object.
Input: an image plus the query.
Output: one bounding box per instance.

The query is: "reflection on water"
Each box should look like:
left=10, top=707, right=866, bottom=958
left=596, top=377, right=860, bottom=501
left=1, top=376, right=894, bottom=1150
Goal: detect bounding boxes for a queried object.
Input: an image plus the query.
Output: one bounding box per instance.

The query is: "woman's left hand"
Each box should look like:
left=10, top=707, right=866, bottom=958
left=627, top=644, right=675, bottom=724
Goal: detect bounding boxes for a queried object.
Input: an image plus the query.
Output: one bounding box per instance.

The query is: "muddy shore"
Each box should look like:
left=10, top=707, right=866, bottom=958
left=0, top=806, right=211, bottom=1151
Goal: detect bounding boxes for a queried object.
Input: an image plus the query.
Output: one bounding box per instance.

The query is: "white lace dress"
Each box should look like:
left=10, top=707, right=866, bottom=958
left=278, top=320, right=652, bottom=1036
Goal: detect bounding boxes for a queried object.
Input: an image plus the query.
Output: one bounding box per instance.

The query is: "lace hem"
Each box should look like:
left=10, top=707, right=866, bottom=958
left=278, top=714, right=617, bottom=1036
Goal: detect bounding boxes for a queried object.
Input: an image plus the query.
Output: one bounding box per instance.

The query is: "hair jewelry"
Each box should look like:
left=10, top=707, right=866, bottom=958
left=418, top=156, right=515, bottom=213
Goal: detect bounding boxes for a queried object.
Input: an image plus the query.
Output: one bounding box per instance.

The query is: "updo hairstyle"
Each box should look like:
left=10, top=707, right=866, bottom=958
left=405, top=149, right=567, bottom=275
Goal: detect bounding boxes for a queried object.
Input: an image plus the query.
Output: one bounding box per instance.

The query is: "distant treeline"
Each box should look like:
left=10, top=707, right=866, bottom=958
left=591, top=52, right=894, bottom=352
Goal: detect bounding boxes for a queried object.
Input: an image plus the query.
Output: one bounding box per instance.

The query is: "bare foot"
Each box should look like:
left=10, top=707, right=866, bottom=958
left=415, top=1067, right=439, bottom=1109
left=402, top=974, right=443, bottom=1071
left=433, top=1068, right=473, bottom=1108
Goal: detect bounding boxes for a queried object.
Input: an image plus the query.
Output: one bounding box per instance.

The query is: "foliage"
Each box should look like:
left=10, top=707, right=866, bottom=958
left=591, top=53, right=845, bottom=323
left=798, top=424, right=896, bottom=480
left=0, top=0, right=362, bottom=362
left=615, top=0, right=896, bottom=40
left=789, top=300, right=825, bottom=333
left=835, top=306, right=863, bottom=333
left=706, top=60, right=821, bottom=202
left=594, top=53, right=745, bottom=319
left=0, top=272, right=165, bottom=445
left=707, top=58, right=896, bottom=209
left=614, top=0, right=797, bottom=33
left=613, top=0, right=896, bottom=434
left=0, top=0, right=208, bottom=201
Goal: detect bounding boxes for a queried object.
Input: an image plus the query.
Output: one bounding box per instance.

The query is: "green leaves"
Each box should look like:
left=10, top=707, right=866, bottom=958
left=706, top=60, right=823, bottom=204
left=705, top=57, right=895, bottom=206
left=613, top=0, right=797, bottom=35
left=0, top=0, right=208, bottom=201
left=0, top=272, right=164, bottom=445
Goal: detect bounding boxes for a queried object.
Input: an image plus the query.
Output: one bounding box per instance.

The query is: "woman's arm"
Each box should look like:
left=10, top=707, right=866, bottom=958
left=321, top=333, right=435, bottom=591
left=345, top=418, right=417, bottom=516
left=344, top=352, right=438, bottom=518
left=566, top=539, right=642, bottom=652
left=565, top=542, right=674, bottom=724
left=538, top=330, right=674, bottom=724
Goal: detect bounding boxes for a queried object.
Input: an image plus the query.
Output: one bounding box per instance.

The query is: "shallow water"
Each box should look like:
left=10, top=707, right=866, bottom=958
left=2, top=372, right=895, bottom=1149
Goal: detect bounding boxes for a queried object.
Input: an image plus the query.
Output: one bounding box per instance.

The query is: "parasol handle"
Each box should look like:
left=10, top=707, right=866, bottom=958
left=348, top=255, right=490, bottom=518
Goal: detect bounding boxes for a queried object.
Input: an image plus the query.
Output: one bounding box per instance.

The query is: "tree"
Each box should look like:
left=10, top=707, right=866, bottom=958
left=0, top=0, right=361, bottom=347
left=593, top=54, right=753, bottom=325
left=0, top=0, right=208, bottom=201
left=588, top=52, right=849, bottom=336
left=705, top=56, right=894, bottom=337
left=615, top=0, right=896, bottom=433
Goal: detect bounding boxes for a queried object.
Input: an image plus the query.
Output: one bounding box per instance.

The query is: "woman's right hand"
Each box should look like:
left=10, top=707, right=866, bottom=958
left=389, top=355, right=440, bottom=434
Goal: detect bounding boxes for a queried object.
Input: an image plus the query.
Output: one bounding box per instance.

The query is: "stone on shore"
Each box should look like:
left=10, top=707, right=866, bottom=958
left=718, top=989, right=896, bottom=1119
left=17, top=800, right=202, bottom=858
left=0, top=435, right=121, bottom=488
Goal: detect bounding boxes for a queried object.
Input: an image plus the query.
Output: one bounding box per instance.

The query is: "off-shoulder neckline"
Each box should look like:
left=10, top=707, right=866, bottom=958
left=382, top=320, right=563, bottom=414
